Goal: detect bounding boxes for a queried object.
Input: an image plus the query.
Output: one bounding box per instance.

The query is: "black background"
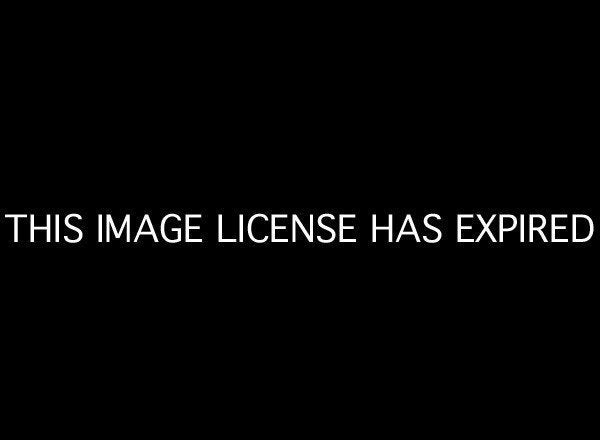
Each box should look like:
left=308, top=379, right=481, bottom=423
left=1, top=6, right=597, bottom=434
